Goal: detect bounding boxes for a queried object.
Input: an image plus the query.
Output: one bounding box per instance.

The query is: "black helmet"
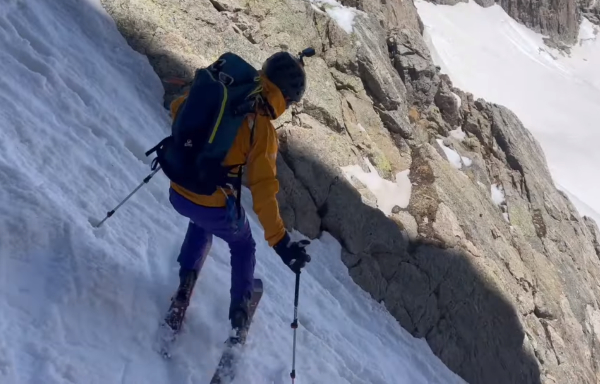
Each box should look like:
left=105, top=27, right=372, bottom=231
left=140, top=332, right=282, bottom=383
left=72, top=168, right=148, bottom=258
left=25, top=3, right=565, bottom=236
left=262, top=48, right=315, bottom=106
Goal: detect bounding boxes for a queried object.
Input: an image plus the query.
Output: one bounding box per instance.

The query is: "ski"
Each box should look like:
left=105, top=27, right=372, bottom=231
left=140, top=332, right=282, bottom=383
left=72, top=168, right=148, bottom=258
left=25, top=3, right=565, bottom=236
left=157, top=300, right=189, bottom=358
left=209, top=278, right=264, bottom=384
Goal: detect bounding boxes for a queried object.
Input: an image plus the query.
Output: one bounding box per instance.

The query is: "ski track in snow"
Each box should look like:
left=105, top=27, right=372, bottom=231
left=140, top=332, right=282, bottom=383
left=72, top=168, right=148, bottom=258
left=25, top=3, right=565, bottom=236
left=0, top=0, right=465, bottom=383
left=416, top=0, right=600, bottom=222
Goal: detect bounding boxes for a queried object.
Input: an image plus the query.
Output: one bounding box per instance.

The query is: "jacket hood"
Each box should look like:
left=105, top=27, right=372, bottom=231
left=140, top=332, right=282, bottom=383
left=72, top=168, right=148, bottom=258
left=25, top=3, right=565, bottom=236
left=260, top=74, right=286, bottom=119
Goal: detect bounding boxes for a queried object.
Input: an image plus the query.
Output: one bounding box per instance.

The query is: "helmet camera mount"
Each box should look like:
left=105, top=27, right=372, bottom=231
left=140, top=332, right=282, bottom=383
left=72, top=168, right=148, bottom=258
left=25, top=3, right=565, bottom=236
left=298, top=48, right=316, bottom=66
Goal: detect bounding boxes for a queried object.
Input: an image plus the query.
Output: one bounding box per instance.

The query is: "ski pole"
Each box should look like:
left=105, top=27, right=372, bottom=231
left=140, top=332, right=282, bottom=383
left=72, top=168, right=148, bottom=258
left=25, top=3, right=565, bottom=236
left=290, top=271, right=301, bottom=383
left=93, top=167, right=161, bottom=228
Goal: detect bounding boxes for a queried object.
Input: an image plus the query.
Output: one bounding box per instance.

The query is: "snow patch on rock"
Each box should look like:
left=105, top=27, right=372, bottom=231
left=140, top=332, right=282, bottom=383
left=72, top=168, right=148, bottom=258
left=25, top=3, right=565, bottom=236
left=310, top=0, right=359, bottom=33
left=342, top=158, right=412, bottom=215
left=491, top=184, right=506, bottom=206
left=436, top=139, right=471, bottom=169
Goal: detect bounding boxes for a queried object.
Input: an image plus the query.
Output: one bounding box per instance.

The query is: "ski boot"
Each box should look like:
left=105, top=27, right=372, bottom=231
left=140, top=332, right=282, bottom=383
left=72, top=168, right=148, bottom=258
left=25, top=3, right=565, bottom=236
left=228, top=302, right=250, bottom=345
left=164, top=268, right=198, bottom=332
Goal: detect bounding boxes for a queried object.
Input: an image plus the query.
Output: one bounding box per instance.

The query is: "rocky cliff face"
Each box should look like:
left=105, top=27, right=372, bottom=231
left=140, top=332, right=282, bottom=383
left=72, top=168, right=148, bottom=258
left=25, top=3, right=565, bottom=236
left=581, top=0, right=600, bottom=25
left=100, top=0, right=600, bottom=383
left=425, top=0, right=581, bottom=45
left=497, top=0, right=580, bottom=44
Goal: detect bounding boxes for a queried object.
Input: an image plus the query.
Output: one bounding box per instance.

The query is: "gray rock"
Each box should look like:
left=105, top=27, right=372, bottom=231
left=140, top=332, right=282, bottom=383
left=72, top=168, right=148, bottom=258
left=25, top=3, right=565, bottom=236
left=355, top=20, right=407, bottom=111
left=341, top=91, right=411, bottom=174
left=329, top=68, right=366, bottom=95
left=352, top=181, right=380, bottom=209
left=344, top=251, right=389, bottom=301
left=340, top=0, right=422, bottom=32
left=583, top=12, right=600, bottom=26
left=392, top=210, right=419, bottom=241
left=474, top=102, right=600, bottom=383
left=462, top=100, right=494, bottom=150
left=473, top=0, right=496, bottom=7
left=581, top=0, right=600, bottom=26
left=584, top=216, right=600, bottom=258
left=303, top=57, right=346, bottom=132
left=278, top=117, right=358, bottom=208
left=276, top=154, right=322, bottom=239
left=405, top=110, right=600, bottom=383
left=378, top=109, right=414, bottom=139
left=426, top=0, right=468, bottom=5
left=432, top=203, right=465, bottom=247
left=318, top=17, right=359, bottom=73
left=487, top=104, right=556, bottom=203
left=389, top=29, right=441, bottom=107
left=426, top=0, right=580, bottom=43
left=424, top=105, right=453, bottom=136
left=208, top=0, right=243, bottom=12
left=496, top=0, right=580, bottom=45
left=543, top=37, right=573, bottom=54
left=442, top=136, right=490, bottom=187
left=353, top=16, right=414, bottom=139
left=414, top=244, right=542, bottom=384
left=322, top=178, right=408, bottom=256
left=385, top=262, right=439, bottom=337
left=248, top=0, right=322, bottom=54
left=435, top=79, right=462, bottom=127
left=407, top=145, right=439, bottom=237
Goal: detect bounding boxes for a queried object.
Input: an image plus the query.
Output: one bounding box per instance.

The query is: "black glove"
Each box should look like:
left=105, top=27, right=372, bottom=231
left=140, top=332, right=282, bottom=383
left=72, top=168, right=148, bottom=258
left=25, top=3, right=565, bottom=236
left=273, top=232, right=311, bottom=274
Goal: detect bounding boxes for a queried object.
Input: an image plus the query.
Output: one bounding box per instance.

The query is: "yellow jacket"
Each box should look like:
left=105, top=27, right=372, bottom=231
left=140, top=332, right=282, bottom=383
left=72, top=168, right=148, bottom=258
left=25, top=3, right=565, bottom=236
left=170, top=75, right=286, bottom=247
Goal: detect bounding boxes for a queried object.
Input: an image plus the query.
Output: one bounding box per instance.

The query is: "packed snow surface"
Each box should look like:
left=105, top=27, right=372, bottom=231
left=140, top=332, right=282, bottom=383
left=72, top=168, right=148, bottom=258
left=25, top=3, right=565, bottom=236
left=417, top=1, right=600, bottom=221
left=342, top=158, right=412, bottom=215
left=0, top=0, right=465, bottom=383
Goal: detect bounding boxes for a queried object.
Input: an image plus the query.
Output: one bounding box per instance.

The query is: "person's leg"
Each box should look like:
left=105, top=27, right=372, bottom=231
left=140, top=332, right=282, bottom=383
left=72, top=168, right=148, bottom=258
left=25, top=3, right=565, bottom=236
left=177, top=221, right=212, bottom=276
left=169, top=189, right=256, bottom=324
left=224, top=214, right=256, bottom=319
left=170, top=190, right=214, bottom=279
left=203, top=206, right=256, bottom=323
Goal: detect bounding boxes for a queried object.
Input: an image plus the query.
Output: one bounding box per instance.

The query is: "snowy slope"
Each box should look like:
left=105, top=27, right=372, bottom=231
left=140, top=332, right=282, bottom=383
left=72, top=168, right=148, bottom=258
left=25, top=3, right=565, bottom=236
left=416, top=1, right=600, bottom=222
left=0, top=1, right=465, bottom=383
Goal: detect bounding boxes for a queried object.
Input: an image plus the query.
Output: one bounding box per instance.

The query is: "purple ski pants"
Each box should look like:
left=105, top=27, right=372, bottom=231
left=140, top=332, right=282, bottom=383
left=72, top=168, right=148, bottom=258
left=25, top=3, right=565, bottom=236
left=169, top=188, right=256, bottom=312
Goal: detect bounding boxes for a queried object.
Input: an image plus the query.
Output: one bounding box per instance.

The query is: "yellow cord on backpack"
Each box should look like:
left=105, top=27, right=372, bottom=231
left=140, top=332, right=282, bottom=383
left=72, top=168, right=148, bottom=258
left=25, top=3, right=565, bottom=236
left=208, top=82, right=228, bottom=144
left=248, top=84, right=263, bottom=96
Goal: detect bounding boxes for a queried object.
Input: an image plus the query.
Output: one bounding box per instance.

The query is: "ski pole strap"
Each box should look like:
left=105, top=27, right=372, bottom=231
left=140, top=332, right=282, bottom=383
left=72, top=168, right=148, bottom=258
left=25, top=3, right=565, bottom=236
left=145, top=137, right=169, bottom=158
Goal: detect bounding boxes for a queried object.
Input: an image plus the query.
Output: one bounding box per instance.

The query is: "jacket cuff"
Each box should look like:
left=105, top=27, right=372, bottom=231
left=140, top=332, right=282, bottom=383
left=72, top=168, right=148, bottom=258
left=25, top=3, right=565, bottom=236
left=273, top=231, right=290, bottom=251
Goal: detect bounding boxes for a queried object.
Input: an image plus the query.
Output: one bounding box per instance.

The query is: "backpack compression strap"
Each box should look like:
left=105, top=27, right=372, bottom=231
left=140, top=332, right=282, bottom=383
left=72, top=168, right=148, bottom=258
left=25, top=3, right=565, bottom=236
left=225, top=113, right=256, bottom=220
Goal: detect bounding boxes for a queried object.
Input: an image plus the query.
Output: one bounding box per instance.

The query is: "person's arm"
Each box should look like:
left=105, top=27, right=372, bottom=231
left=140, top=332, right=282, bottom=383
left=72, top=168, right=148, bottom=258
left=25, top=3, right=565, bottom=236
left=246, top=116, right=286, bottom=247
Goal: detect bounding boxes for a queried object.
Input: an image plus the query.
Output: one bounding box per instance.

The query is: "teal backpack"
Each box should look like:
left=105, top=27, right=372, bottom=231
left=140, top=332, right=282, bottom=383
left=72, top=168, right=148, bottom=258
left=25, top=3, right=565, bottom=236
left=145, top=53, right=275, bottom=198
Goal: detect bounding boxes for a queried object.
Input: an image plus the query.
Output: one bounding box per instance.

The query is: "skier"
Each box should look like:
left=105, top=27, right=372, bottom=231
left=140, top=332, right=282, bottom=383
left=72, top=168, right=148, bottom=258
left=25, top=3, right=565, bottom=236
left=165, top=51, right=312, bottom=336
